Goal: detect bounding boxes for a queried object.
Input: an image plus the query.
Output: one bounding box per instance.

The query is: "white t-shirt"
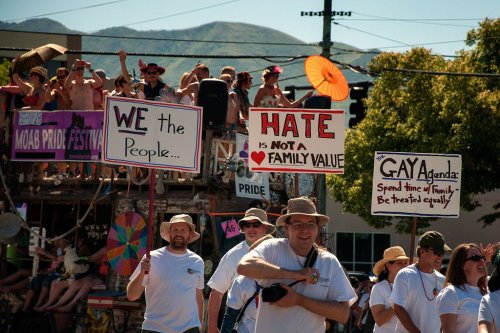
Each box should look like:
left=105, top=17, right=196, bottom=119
left=390, top=264, right=446, bottom=333
left=226, top=275, right=260, bottom=333
left=129, top=247, right=204, bottom=333
left=478, top=290, right=500, bottom=333
left=244, top=238, right=357, bottom=333
left=208, top=241, right=249, bottom=293
left=435, top=284, right=483, bottom=333
left=370, top=280, right=399, bottom=333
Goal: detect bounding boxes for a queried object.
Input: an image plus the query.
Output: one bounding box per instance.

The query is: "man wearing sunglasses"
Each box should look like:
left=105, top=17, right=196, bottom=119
left=119, top=50, right=167, bottom=101
left=391, top=230, right=452, bottom=333
left=237, top=196, right=357, bottom=333
left=207, top=208, right=275, bottom=333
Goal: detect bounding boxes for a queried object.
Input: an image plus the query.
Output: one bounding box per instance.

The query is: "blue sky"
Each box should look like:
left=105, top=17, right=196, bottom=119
left=0, top=0, right=498, bottom=56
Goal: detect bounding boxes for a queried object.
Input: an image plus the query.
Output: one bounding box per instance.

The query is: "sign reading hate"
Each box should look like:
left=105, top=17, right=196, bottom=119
left=103, top=97, right=203, bottom=171
left=371, top=151, right=462, bottom=218
left=248, top=107, right=345, bottom=173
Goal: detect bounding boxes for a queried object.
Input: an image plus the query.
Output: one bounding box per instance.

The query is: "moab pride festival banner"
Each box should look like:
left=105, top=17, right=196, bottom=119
left=371, top=151, right=462, bottom=218
left=103, top=96, right=203, bottom=172
left=12, top=110, right=103, bottom=162
left=248, top=107, right=345, bottom=173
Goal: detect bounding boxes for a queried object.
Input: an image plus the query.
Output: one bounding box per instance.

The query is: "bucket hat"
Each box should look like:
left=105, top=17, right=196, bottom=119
left=160, top=214, right=200, bottom=243
left=238, top=208, right=275, bottom=234
left=276, top=196, right=329, bottom=227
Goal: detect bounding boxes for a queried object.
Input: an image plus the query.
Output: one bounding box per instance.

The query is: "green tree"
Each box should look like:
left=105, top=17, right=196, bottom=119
left=0, top=58, right=11, bottom=86
left=327, top=19, right=500, bottom=233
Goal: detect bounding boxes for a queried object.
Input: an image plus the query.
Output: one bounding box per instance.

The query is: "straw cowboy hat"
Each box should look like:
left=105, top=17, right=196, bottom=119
left=160, top=214, right=200, bottom=243
left=373, top=246, right=409, bottom=276
left=276, top=196, right=330, bottom=227
left=238, top=208, right=276, bottom=235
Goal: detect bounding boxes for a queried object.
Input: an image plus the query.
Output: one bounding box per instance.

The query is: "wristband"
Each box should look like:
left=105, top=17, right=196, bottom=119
left=88, top=68, right=94, bottom=73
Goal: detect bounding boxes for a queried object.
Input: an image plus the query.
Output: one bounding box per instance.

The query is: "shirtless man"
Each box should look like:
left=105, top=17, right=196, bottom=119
left=65, top=59, right=102, bottom=110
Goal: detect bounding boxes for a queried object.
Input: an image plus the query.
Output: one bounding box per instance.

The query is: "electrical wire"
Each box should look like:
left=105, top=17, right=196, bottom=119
left=3, top=0, right=129, bottom=22
left=334, top=22, right=412, bottom=47
left=339, top=12, right=477, bottom=28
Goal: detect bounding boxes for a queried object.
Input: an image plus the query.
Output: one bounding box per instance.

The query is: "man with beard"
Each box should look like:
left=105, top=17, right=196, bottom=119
left=127, top=214, right=204, bottom=333
left=390, top=231, right=452, bottom=333
left=207, top=208, right=275, bottom=333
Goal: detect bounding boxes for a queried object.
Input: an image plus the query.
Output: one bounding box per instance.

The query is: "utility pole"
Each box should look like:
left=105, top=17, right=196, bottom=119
left=318, top=0, right=332, bottom=214
left=321, top=0, right=333, bottom=59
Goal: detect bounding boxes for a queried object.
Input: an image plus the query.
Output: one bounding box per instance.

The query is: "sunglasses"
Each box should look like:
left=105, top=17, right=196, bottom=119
left=56, top=75, right=66, bottom=80
left=147, top=71, right=157, bottom=75
left=240, top=221, right=263, bottom=229
left=75, top=67, right=84, bottom=71
left=465, top=254, right=485, bottom=262
left=427, top=248, right=445, bottom=257
left=224, top=79, right=233, bottom=83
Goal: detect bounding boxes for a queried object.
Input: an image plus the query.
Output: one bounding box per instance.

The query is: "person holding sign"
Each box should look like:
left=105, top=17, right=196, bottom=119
left=253, top=65, right=313, bottom=108
left=206, top=208, right=275, bottom=333
left=436, top=243, right=487, bottom=333
left=127, top=215, right=204, bottom=333
left=237, top=196, right=357, bottom=333
left=390, top=231, right=451, bottom=333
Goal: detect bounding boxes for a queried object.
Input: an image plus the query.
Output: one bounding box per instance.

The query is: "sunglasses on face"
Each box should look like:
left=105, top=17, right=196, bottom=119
left=240, top=221, right=263, bottom=229
left=147, top=71, right=157, bottom=75
left=465, top=254, right=485, bottom=262
left=224, top=79, right=233, bottom=83
left=56, top=75, right=66, bottom=80
left=75, top=67, right=84, bottom=71
left=426, top=248, right=445, bottom=257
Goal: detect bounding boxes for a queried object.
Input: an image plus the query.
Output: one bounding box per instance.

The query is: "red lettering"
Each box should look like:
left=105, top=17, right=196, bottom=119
left=282, top=114, right=299, bottom=137
left=261, top=113, right=280, bottom=136
left=301, top=114, right=315, bottom=138
left=318, top=114, right=335, bottom=139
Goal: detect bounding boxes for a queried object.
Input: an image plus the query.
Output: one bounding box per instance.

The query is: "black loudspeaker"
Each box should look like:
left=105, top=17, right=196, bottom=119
left=304, top=95, right=332, bottom=109
left=197, top=79, right=228, bottom=128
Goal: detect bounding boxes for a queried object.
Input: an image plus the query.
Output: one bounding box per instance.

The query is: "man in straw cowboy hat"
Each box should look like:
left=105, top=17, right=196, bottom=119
left=390, top=231, right=451, bottom=333
left=207, top=208, right=275, bottom=333
left=127, top=214, right=204, bottom=333
left=237, top=196, right=357, bottom=333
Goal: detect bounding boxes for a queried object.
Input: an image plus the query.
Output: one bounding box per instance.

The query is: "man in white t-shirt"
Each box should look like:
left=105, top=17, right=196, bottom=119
left=478, top=248, right=500, bottom=333
left=390, top=231, right=451, bottom=333
left=127, top=214, right=204, bottom=333
left=207, top=208, right=275, bottom=333
left=237, top=196, right=357, bottom=333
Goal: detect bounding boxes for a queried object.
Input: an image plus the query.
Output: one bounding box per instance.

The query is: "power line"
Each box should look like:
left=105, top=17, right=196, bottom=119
left=3, top=0, right=129, bottom=22
left=382, top=68, right=500, bottom=78
left=340, top=12, right=478, bottom=28
left=334, top=22, right=412, bottom=47
left=124, top=0, right=242, bottom=27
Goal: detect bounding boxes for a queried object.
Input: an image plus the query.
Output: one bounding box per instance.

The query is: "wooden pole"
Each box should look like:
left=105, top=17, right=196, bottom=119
left=409, top=216, right=418, bottom=264
left=145, top=169, right=156, bottom=274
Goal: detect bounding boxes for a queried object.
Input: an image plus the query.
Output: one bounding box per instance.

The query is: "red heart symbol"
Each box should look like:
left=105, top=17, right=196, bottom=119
left=251, top=151, right=266, bottom=165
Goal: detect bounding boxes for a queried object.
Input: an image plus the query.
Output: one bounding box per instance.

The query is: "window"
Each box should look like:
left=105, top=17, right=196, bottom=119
left=336, top=232, right=391, bottom=274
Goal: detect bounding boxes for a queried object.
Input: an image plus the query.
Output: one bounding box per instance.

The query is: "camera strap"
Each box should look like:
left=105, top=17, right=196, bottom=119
left=233, top=281, right=260, bottom=330
left=289, top=244, right=319, bottom=288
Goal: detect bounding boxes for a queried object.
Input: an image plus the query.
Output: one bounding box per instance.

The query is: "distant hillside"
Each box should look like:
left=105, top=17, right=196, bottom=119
left=0, top=19, right=377, bottom=109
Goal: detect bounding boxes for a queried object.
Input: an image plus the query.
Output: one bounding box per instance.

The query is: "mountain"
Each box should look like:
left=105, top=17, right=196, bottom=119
left=0, top=18, right=377, bottom=108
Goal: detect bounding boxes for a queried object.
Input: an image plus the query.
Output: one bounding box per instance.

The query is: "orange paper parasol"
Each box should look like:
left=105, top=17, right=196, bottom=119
left=304, top=55, right=349, bottom=101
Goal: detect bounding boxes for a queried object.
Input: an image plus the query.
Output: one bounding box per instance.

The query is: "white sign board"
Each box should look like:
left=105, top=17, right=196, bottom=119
left=103, top=96, right=203, bottom=171
left=371, top=151, right=462, bottom=218
left=235, top=134, right=270, bottom=199
left=248, top=107, right=345, bottom=174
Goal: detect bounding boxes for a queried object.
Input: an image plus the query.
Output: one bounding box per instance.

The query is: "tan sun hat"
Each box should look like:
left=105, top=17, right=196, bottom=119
left=276, top=196, right=329, bottom=227
left=238, top=208, right=275, bottom=235
left=373, top=246, right=409, bottom=276
left=160, top=214, right=200, bottom=243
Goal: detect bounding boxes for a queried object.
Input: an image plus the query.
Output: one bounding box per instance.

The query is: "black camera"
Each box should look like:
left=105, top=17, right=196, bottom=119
left=261, top=284, right=287, bottom=302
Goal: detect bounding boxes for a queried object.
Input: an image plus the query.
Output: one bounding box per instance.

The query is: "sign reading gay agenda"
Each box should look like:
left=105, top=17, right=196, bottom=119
left=248, top=107, right=345, bottom=173
left=371, top=151, right=462, bottom=218
left=103, top=96, right=203, bottom=171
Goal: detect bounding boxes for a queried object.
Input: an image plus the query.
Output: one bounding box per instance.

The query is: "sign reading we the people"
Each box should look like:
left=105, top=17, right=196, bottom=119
left=248, top=107, right=345, bottom=173
left=103, top=96, right=203, bottom=171
left=371, top=151, right=462, bottom=218
left=12, top=110, right=103, bottom=162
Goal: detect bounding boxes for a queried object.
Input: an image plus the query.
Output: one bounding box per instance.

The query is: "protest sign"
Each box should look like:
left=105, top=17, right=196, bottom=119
left=12, top=110, right=103, bottom=162
left=371, top=151, right=462, bottom=218
left=103, top=96, right=203, bottom=171
left=235, top=133, right=270, bottom=199
left=248, top=107, right=345, bottom=173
